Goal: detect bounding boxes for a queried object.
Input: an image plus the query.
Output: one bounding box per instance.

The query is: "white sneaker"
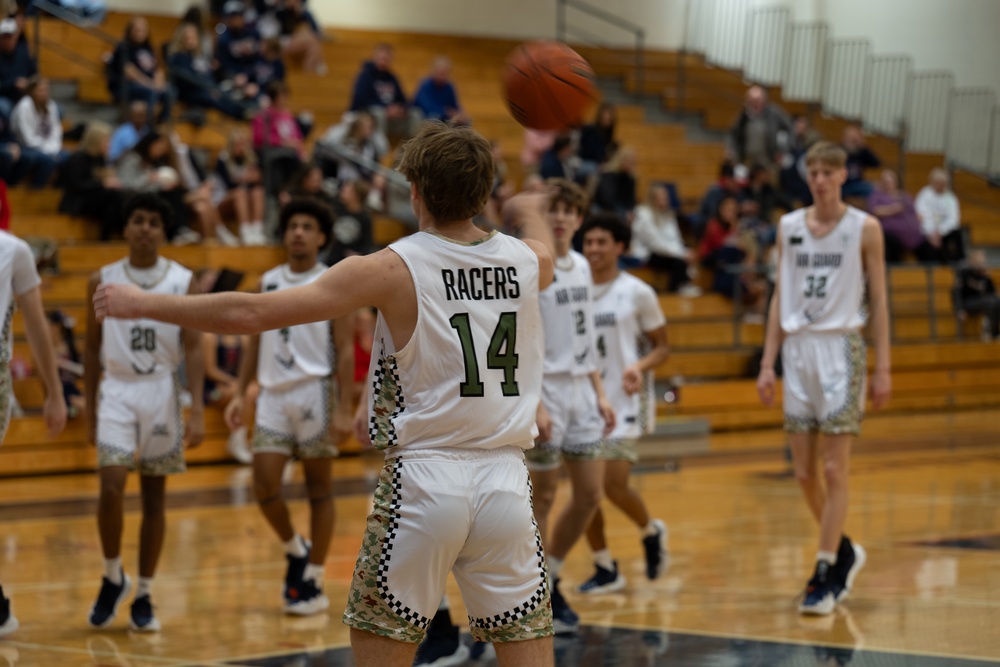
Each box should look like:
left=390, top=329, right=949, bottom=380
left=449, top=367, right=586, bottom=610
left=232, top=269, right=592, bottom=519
left=227, top=429, right=252, bottom=465
left=678, top=284, right=703, bottom=297
left=239, top=223, right=257, bottom=246
left=171, top=227, right=202, bottom=246
left=216, top=224, right=240, bottom=247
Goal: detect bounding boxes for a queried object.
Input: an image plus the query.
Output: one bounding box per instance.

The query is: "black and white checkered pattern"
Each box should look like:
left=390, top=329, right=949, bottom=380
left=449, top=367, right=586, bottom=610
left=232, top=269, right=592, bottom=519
left=376, top=458, right=431, bottom=630
left=368, top=341, right=405, bottom=449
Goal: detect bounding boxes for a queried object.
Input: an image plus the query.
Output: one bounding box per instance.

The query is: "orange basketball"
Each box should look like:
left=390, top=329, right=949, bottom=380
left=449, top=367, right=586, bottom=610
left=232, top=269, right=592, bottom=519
left=502, top=41, right=598, bottom=131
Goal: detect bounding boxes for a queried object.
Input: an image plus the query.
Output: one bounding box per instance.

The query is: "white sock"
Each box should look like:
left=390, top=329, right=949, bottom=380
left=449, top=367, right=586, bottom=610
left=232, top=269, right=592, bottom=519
left=817, top=550, right=838, bottom=566
left=136, top=577, right=153, bottom=598
left=642, top=521, right=660, bottom=537
left=593, top=549, right=614, bottom=571
left=548, top=556, right=564, bottom=581
left=438, top=595, right=450, bottom=611
left=284, top=535, right=308, bottom=558
left=303, top=563, right=324, bottom=585
left=104, top=557, right=123, bottom=585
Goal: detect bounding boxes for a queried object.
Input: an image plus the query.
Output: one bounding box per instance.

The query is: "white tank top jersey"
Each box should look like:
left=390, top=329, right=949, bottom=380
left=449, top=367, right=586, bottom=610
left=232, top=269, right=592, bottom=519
left=367, top=230, right=543, bottom=452
left=100, top=258, right=192, bottom=380
left=592, top=272, right=666, bottom=440
left=257, top=263, right=333, bottom=391
left=540, top=250, right=597, bottom=376
left=0, top=231, right=42, bottom=365
left=779, top=206, right=868, bottom=336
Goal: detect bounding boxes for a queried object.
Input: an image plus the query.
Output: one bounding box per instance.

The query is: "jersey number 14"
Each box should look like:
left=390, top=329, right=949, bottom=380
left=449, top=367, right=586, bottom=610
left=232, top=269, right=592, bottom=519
left=449, top=312, right=519, bottom=398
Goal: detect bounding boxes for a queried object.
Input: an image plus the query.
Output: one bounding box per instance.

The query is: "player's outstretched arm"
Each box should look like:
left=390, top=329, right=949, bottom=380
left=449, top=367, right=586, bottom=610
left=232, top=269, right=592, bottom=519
left=331, top=311, right=357, bottom=443
left=503, top=192, right=555, bottom=290
left=757, top=229, right=784, bottom=408
left=862, top=215, right=892, bottom=409
left=17, top=285, right=66, bottom=438
left=95, top=252, right=403, bottom=336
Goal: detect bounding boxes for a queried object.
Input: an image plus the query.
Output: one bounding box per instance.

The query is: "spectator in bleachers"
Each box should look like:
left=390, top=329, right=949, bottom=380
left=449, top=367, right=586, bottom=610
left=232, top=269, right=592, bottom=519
left=779, top=114, right=820, bottom=206
left=277, top=162, right=334, bottom=208
left=323, top=179, right=373, bottom=265
left=215, top=1, right=262, bottom=102
left=695, top=161, right=743, bottom=238
left=171, top=129, right=235, bottom=245
left=0, top=118, right=39, bottom=187
left=214, top=127, right=265, bottom=245
left=169, top=23, right=252, bottom=120
left=741, top=163, right=790, bottom=248
left=631, top=182, right=699, bottom=295
left=955, top=249, right=999, bottom=341
left=251, top=80, right=302, bottom=154
left=59, top=120, right=126, bottom=239
left=316, top=110, right=387, bottom=184
left=577, top=102, right=617, bottom=179
left=348, top=43, right=421, bottom=142
left=46, top=309, right=85, bottom=418
left=115, top=130, right=188, bottom=241
left=841, top=124, right=880, bottom=200
left=698, top=194, right=739, bottom=267
left=915, top=167, right=963, bottom=264
left=538, top=135, right=576, bottom=182
left=0, top=17, right=34, bottom=122
left=869, top=169, right=924, bottom=263
left=10, top=77, right=65, bottom=188
left=413, top=56, right=466, bottom=125
left=593, top=145, right=638, bottom=221
left=726, top=85, right=792, bottom=171
left=252, top=37, right=285, bottom=89
left=107, top=16, right=173, bottom=125
left=178, top=4, right=216, bottom=61
left=108, top=101, right=149, bottom=163
left=699, top=194, right=767, bottom=311
left=274, top=0, right=326, bottom=75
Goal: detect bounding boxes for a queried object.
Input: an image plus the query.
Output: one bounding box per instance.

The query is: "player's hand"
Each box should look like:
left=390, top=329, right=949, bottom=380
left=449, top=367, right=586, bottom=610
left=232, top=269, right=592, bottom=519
left=186, top=408, right=205, bottom=449
left=331, top=405, right=353, bottom=444
left=224, top=395, right=244, bottom=431
left=93, top=282, right=144, bottom=322
left=622, top=365, right=642, bottom=396
left=353, top=400, right=371, bottom=448
left=597, top=397, right=616, bottom=436
left=43, top=394, right=67, bottom=439
left=756, top=367, right=777, bottom=407
left=869, top=369, right=892, bottom=410
left=535, top=403, right=552, bottom=444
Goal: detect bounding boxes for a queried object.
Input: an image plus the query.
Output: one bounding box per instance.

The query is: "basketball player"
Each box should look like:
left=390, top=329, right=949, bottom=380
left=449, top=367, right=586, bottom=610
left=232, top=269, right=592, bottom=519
left=223, top=197, right=355, bottom=615
left=0, top=228, right=67, bottom=637
left=94, top=122, right=558, bottom=667
left=84, top=193, right=205, bottom=632
left=756, top=141, right=891, bottom=615
left=527, top=178, right=615, bottom=634
left=577, top=214, right=669, bottom=594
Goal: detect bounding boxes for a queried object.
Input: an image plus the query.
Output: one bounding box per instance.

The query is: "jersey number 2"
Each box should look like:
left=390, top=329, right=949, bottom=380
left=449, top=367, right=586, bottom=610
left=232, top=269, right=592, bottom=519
left=449, top=312, right=519, bottom=398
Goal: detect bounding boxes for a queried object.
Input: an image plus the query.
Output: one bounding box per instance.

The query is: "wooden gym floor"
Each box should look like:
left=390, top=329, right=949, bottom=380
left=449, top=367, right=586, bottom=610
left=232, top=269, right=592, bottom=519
left=0, top=410, right=999, bottom=666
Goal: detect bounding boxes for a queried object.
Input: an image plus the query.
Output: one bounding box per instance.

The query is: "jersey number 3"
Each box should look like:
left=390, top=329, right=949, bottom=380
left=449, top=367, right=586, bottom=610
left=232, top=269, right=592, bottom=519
left=449, top=312, right=519, bottom=398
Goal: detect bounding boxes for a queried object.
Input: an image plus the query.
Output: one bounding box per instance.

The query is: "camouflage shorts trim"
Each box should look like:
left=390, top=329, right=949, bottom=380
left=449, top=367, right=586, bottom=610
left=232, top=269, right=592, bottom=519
left=96, top=440, right=186, bottom=475
left=525, top=438, right=603, bottom=469
left=0, top=365, right=11, bottom=442
left=251, top=425, right=337, bottom=459
left=599, top=438, right=639, bottom=463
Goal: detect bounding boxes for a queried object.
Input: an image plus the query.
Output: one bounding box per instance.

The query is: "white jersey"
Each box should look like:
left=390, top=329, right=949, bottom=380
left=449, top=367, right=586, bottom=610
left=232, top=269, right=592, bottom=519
left=0, top=231, right=41, bottom=365
left=367, top=230, right=543, bottom=452
left=779, top=206, right=867, bottom=336
left=257, top=263, right=333, bottom=391
left=539, top=250, right=596, bottom=377
left=592, top=272, right=666, bottom=440
left=100, top=258, right=192, bottom=380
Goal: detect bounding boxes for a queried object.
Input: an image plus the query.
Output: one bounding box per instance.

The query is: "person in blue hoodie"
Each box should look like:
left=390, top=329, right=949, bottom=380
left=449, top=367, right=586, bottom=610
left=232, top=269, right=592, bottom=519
left=106, top=16, right=173, bottom=125
left=348, top=43, right=422, bottom=142
left=0, top=18, right=36, bottom=122
left=215, top=1, right=261, bottom=102
left=412, top=56, right=466, bottom=125
left=168, top=23, right=251, bottom=119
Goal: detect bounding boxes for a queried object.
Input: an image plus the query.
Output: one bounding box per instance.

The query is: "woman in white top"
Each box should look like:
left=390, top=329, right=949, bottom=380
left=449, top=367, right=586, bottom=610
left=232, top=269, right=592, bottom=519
left=914, top=167, right=964, bottom=263
left=10, top=77, right=65, bottom=187
left=630, top=183, right=699, bottom=294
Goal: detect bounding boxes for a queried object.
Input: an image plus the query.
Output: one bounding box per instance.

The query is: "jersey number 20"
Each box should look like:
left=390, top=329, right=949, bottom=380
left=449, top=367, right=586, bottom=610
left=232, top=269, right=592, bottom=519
left=130, top=326, right=156, bottom=352
left=449, top=312, right=518, bottom=398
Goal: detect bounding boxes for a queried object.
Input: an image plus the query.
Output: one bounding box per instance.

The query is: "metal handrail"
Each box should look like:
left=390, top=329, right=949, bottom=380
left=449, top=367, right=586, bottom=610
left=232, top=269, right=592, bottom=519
left=556, top=0, right=645, bottom=100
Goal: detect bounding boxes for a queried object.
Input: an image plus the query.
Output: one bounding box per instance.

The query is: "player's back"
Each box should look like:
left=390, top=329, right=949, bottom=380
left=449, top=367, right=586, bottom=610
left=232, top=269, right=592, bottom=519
left=367, top=230, right=543, bottom=451
left=100, top=258, right=192, bottom=380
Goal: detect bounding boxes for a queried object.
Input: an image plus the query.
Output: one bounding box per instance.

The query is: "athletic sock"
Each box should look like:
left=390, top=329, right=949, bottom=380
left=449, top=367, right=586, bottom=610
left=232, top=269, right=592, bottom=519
left=642, top=521, right=659, bottom=537
left=816, top=550, right=838, bottom=566
left=593, top=549, right=614, bottom=571
left=303, top=564, right=324, bottom=585
left=284, top=535, right=308, bottom=558
left=549, top=556, right=564, bottom=581
left=104, top=557, right=123, bottom=585
left=136, top=577, right=153, bottom=598
left=438, top=595, right=450, bottom=611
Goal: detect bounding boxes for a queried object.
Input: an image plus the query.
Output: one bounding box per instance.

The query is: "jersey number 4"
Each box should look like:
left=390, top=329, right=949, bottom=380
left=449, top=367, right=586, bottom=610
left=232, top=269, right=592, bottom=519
left=130, top=326, right=156, bottom=352
left=449, top=312, right=519, bottom=398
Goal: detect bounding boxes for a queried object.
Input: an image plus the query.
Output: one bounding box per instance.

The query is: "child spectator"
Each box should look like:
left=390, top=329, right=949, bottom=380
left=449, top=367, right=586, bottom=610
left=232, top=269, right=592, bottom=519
left=955, top=250, right=999, bottom=341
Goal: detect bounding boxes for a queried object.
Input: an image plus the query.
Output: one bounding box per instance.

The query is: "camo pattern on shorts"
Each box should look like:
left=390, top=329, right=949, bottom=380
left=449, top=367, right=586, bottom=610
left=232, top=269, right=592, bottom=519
left=0, top=364, right=11, bottom=442
left=600, top=437, right=639, bottom=463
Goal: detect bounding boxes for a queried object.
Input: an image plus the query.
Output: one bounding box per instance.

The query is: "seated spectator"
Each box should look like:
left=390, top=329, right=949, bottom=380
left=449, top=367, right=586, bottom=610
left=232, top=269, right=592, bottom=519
left=593, top=145, right=638, bottom=220
left=741, top=163, right=791, bottom=245
left=274, top=0, right=326, bottom=75
left=869, top=169, right=924, bottom=263
left=278, top=162, right=335, bottom=208
left=726, top=85, right=792, bottom=171
left=59, top=120, right=126, bottom=239
left=316, top=110, right=388, bottom=184
left=10, top=77, right=66, bottom=188
left=955, top=249, right=999, bottom=341
left=323, top=179, right=373, bottom=265
left=577, top=102, right=617, bottom=179
left=252, top=37, right=286, bottom=89
left=538, top=135, right=576, bottom=182
left=695, top=161, right=743, bottom=238
left=348, top=43, right=421, bottom=142
left=698, top=195, right=739, bottom=267
left=46, top=310, right=85, bottom=418
left=107, top=16, right=173, bottom=125
left=169, top=23, right=252, bottom=119
left=115, top=130, right=189, bottom=240
left=842, top=124, right=880, bottom=200
left=915, top=167, right=964, bottom=263
left=252, top=80, right=302, bottom=153
left=0, top=17, right=35, bottom=121
left=0, top=117, right=39, bottom=187
left=631, top=182, right=699, bottom=294
left=108, top=100, right=148, bottom=163
left=413, top=56, right=466, bottom=125
left=177, top=4, right=216, bottom=61
left=779, top=115, right=821, bottom=207
left=214, top=127, right=265, bottom=245
left=699, top=195, right=767, bottom=309
left=215, top=1, right=262, bottom=102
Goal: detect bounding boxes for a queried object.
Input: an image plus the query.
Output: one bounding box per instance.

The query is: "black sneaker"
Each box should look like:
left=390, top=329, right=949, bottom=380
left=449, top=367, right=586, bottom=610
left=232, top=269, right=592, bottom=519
left=799, top=561, right=836, bottom=616
left=284, top=576, right=330, bottom=616
left=129, top=595, right=160, bottom=632
left=0, top=590, right=18, bottom=638
left=469, top=641, right=496, bottom=662
left=642, top=519, right=669, bottom=580
left=88, top=572, right=132, bottom=628
left=577, top=561, right=626, bottom=594
left=550, top=579, right=579, bottom=635
left=413, top=608, right=470, bottom=666
left=283, top=540, right=312, bottom=604
left=831, top=536, right=866, bottom=602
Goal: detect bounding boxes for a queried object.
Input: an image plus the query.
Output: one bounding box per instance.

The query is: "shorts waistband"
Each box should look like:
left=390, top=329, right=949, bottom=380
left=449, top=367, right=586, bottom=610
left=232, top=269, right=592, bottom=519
left=786, top=329, right=862, bottom=340
left=386, top=445, right=529, bottom=463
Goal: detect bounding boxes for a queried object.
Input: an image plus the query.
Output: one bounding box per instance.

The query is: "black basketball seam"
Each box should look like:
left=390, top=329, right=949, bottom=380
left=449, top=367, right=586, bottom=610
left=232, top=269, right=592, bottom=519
left=536, top=62, right=597, bottom=98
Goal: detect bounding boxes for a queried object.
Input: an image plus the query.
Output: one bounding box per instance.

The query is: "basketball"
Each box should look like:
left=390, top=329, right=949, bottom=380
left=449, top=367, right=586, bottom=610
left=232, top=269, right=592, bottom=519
left=502, top=40, right=598, bottom=131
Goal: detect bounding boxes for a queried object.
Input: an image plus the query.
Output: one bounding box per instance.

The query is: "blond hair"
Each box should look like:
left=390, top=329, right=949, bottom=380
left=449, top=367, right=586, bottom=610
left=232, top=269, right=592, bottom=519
left=81, top=120, right=113, bottom=157
left=397, top=121, right=494, bottom=223
left=805, top=141, right=847, bottom=168
left=604, top=145, right=636, bottom=172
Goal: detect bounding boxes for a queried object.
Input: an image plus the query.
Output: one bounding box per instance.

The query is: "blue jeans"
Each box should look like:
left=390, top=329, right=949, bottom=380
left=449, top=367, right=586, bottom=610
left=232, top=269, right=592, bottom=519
left=121, top=82, right=174, bottom=124
left=19, top=147, right=68, bottom=189
left=181, top=88, right=249, bottom=120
